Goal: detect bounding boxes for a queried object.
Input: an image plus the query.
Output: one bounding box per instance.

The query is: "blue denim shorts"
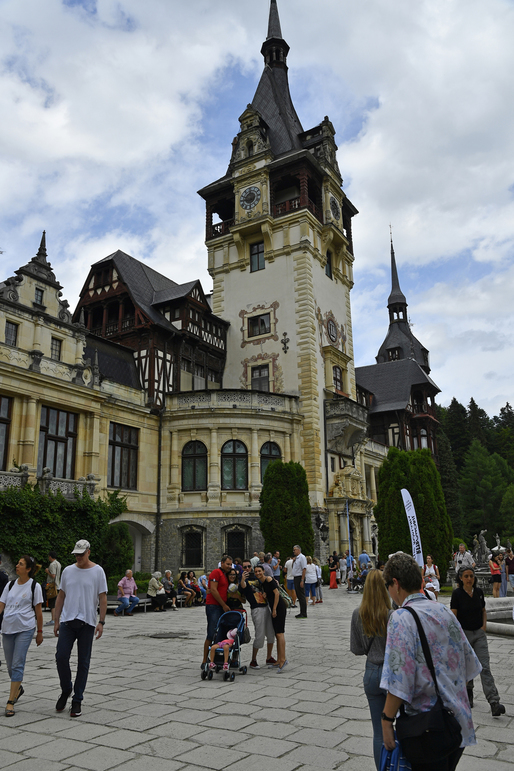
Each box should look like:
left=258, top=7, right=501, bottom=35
left=287, top=579, right=294, bottom=590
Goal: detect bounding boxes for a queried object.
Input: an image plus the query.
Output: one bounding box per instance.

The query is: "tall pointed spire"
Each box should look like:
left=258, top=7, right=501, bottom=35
left=267, top=0, right=283, bottom=40
left=35, top=230, right=48, bottom=263
left=252, top=0, right=303, bottom=156
left=387, top=231, right=407, bottom=308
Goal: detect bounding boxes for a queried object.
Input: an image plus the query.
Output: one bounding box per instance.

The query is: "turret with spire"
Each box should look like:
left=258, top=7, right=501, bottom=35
left=376, top=235, right=430, bottom=373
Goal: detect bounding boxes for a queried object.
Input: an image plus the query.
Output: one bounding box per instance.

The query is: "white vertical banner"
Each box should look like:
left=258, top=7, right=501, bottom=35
left=401, top=488, right=424, bottom=568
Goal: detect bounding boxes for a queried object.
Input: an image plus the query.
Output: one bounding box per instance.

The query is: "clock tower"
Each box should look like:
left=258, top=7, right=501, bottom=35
left=198, top=0, right=376, bottom=526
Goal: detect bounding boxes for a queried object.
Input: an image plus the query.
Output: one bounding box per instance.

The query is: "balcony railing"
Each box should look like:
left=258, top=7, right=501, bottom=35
left=208, top=219, right=234, bottom=240
left=273, top=197, right=323, bottom=224
left=38, top=468, right=99, bottom=498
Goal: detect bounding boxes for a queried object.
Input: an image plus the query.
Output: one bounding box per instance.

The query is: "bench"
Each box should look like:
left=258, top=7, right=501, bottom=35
left=106, top=594, right=152, bottom=615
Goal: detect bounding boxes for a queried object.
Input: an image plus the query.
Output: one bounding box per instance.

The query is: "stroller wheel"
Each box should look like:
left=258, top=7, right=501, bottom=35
left=201, top=669, right=207, bottom=680
left=207, top=670, right=213, bottom=680
left=230, top=672, right=235, bottom=682
left=223, top=671, right=229, bottom=681
left=243, top=666, right=248, bottom=675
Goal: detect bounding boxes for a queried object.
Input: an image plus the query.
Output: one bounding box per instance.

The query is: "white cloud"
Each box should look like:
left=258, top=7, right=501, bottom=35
left=1, top=0, right=513, bottom=414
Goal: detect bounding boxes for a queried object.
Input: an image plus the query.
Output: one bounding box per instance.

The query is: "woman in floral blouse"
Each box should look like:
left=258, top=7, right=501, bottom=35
left=380, top=552, right=481, bottom=771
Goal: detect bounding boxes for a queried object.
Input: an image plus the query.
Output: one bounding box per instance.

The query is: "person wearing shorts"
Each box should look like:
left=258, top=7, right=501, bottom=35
left=202, top=555, right=232, bottom=670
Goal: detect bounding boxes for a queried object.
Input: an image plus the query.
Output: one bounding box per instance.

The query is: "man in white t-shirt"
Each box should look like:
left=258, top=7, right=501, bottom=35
left=283, top=555, right=297, bottom=608
left=292, top=545, right=308, bottom=618
left=45, top=551, right=61, bottom=626
left=54, top=539, right=108, bottom=718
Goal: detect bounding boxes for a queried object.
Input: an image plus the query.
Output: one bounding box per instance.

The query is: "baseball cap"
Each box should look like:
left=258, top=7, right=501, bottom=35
left=72, top=539, right=90, bottom=554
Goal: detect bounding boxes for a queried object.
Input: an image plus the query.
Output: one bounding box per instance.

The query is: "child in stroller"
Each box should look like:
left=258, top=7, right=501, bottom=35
left=209, top=627, right=237, bottom=671
left=201, top=609, right=248, bottom=682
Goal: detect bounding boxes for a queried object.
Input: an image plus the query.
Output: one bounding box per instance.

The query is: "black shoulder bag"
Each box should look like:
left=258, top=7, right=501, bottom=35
left=395, top=605, right=462, bottom=764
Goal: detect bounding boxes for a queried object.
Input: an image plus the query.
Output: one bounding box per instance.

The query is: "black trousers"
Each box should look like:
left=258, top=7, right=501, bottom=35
left=294, top=576, right=307, bottom=616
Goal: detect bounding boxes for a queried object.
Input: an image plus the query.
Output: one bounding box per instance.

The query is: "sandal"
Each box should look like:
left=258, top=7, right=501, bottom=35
left=5, top=700, right=15, bottom=717
left=15, top=685, right=24, bottom=703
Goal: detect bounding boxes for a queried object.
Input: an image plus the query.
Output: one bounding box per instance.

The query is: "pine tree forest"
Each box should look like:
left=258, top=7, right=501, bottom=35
left=438, top=398, right=514, bottom=548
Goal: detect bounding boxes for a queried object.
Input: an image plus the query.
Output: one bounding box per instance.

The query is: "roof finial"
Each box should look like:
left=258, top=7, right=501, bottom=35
left=35, top=230, right=48, bottom=263
left=267, top=0, right=283, bottom=40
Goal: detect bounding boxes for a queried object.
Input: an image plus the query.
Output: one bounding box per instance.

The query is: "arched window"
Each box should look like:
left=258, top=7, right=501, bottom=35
left=260, top=441, right=281, bottom=482
left=333, top=366, right=343, bottom=393
left=182, top=441, right=207, bottom=491
left=221, top=440, right=248, bottom=490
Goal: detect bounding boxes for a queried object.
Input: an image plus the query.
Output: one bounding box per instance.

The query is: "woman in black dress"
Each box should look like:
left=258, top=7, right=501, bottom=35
left=253, top=565, right=287, bottom=671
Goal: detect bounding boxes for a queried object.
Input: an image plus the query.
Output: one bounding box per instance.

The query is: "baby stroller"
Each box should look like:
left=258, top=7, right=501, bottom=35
left=201, top=610, right=248, bottom=682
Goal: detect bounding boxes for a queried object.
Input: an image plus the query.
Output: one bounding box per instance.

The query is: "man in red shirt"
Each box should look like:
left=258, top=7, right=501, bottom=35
left=201, top=554, right=233, bottom=669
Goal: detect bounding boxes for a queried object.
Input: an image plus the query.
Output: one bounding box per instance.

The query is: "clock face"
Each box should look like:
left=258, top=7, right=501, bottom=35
left=240, top=186, right=261, bottom=211
left=330, top=196, right=340, bottom=220
left=327, top=319, right=338, bottom=342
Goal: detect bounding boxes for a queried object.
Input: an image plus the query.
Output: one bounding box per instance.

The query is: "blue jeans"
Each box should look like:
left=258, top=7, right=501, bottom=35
left=55, top=621, right=95, bottom=702
left=2, top=628, right=35, bottom=682
left=363, top=660, right=386, bottom=770
left=115, top=596, right=140, bottom=615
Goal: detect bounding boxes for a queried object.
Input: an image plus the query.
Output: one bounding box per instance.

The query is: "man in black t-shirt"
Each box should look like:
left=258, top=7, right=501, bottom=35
left=451, top=566, right=505, bottom=716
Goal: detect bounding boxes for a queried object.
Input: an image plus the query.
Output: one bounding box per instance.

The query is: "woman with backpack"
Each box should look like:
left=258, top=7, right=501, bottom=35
left=0, top=555, right=44, bottom=716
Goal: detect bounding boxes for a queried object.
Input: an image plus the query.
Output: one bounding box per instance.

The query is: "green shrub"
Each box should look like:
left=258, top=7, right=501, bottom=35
left=452, top=537, right=466, bottom=551
left=259, top=460, right=314, bottom=558
left=321, top=565, right=329, bottom=584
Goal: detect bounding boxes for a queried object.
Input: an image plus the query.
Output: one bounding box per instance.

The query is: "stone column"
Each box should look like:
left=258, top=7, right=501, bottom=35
left=207, top=427, right=221, bottom=507
left=284, top=432, right=291, bottom=462
left=82, top=412, right=100, bottom=478
left=21, top=397, right=38, bottom=468
left=168, top=430, right=180, bottom=507
left=369, top=464, right=377, bottom=502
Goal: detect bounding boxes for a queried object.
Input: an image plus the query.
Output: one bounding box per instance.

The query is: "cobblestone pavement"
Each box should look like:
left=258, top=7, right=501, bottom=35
left=0, top=589, right=512, bottom=771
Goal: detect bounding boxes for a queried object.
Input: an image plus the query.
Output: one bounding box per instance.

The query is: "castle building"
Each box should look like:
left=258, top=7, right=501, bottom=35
left=355, top=239, right=440, bottom=456
left=0, top=1, right=395, bottom=572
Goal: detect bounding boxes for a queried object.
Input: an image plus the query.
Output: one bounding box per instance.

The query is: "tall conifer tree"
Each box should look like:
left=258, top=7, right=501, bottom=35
left=259, top=460, right=314, bottom=559
left=373, top=447, right=453, bottom=570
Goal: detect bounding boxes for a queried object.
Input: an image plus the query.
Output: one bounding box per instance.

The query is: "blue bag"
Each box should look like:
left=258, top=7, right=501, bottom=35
left=379, top=739, right=411, bottom=771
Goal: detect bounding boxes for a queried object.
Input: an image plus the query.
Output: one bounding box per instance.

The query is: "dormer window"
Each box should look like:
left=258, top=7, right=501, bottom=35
left=35, top=288, right=44, bottom=305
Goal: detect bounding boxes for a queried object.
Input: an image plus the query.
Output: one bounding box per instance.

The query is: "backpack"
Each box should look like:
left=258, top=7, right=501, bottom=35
left=278, top=584, right=292, bottom=609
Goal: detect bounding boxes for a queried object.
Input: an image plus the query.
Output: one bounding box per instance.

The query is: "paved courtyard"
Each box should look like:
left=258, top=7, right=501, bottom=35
left=0, top=589, right=513, bottom=771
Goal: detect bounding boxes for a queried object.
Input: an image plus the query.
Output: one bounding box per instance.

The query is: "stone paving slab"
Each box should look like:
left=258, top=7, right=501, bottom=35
left=0, top=589, right=512, bottom=770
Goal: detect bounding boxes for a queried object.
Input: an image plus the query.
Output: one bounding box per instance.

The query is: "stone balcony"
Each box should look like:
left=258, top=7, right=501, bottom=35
left=0, top=465, right=99, bottom=498
left=324, top=395, right=369, bottom=454
left=168, top=388, right=300, bottom=415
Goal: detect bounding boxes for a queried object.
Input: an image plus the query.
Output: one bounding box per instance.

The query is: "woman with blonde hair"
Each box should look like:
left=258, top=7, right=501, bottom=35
left=350, top=568, right=391, bottom=770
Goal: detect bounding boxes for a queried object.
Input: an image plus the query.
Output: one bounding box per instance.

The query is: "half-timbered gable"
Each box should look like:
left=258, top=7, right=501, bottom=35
left=73, top=250, right=228, bottom=405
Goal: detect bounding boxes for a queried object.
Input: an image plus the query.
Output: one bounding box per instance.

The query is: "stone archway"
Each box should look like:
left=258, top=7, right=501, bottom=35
left=109, top=514, right=155, bottom=573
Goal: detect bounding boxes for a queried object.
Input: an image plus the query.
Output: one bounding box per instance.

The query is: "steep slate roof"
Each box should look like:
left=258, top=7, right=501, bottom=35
left=152, top=280, right=199, bottom=305
left=355, top=359, right=440, bottom=415
left=251, top=1, right=304, bottom=157
left=96, top=250, right=179, bottom=332
left=376, top=321, right=428, bottom=368
left=84, top=335, right=141, bottom=390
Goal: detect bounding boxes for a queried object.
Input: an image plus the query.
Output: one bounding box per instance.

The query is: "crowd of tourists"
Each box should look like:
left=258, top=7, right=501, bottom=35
left=0, top=537, right=509, bottom=771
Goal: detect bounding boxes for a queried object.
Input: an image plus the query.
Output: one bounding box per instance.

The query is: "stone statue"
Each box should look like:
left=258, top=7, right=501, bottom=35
left=495, top=533, right=501, bottom=551
left=478, top=530, right=488, bottom=564
left=330, top=472, right=344, bottom=498
left=472, top=534, right=479, bottom=563
left=507, top=538, right=513, bottom=552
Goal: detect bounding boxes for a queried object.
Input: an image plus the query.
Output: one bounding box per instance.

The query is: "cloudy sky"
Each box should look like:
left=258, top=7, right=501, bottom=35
left=1, top=0, right=513, bottom=416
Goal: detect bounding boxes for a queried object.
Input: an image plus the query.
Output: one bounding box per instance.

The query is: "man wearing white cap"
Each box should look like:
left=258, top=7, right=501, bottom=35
left=54, top=540, right=108, bottom=717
